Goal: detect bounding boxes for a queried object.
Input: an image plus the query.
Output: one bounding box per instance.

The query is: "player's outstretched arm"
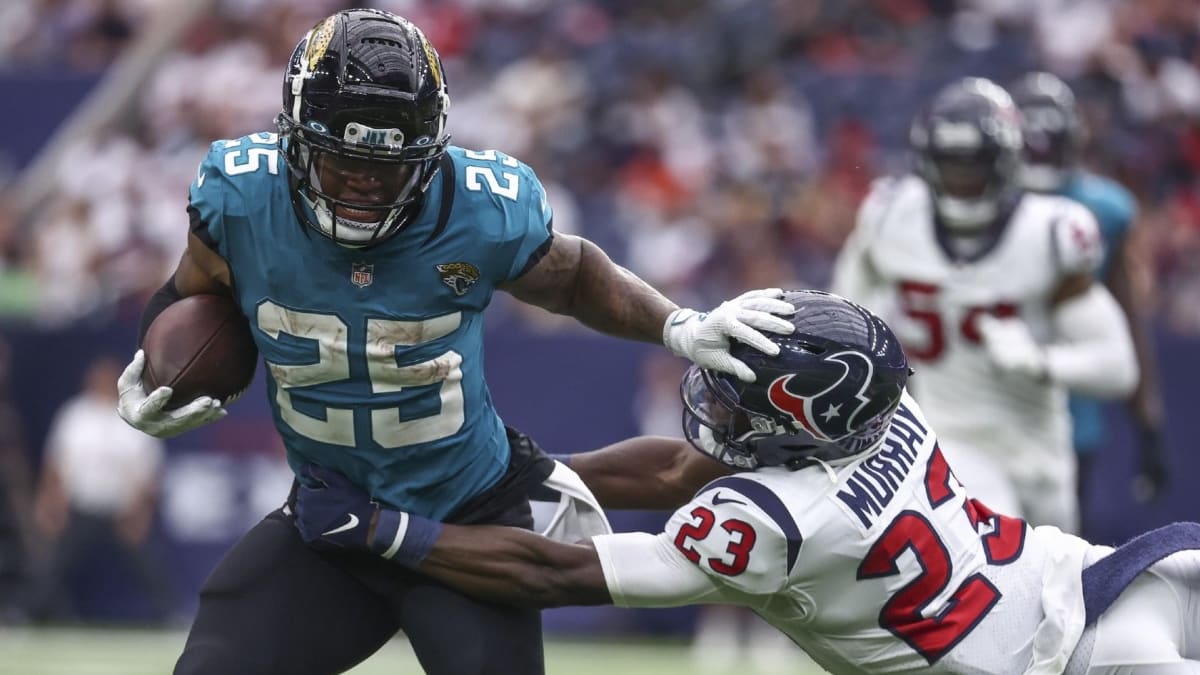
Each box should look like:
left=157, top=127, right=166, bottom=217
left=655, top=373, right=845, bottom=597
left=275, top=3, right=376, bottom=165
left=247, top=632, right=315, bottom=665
left=293, top=463, right=611, bottom=608
left=499, top=233, right=796, bottom=382
left=562, top=436, right=732, bottom=510
left=499, top=233, right=675, bottom=343
left=419, top=525, right=612, bottom=608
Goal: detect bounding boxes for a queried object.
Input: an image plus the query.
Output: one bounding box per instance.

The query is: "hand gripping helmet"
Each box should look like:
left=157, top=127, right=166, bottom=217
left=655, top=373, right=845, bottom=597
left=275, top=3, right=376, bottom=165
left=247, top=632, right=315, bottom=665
left=910, top=77, right=1024, bottom=232
left=276, top=9, right=450, bottom=247
left=1010, top=72, right=1082, bottom=192
left=682, top=291, right=910, bottom=471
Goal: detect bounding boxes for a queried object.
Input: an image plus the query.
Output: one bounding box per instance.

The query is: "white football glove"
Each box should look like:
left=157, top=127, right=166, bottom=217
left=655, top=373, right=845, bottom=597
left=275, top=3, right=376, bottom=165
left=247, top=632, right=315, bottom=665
left=977, top=315, right=1048, bottom=382
left=663, top=288, right=796, bottom=382
left=117, top=349, right=227, bottom=439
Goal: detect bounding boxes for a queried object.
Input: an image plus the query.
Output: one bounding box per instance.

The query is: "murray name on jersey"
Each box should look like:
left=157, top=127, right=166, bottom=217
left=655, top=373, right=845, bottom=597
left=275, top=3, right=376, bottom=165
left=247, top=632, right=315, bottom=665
left=834, top=401, right=930, bottom=531
left=187, top=133, right=553, bottom=519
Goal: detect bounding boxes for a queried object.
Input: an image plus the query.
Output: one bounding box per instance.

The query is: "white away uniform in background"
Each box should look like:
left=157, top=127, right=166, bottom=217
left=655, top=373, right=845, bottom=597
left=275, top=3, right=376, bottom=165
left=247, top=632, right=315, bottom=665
left=592, top=395, right=1200, bottom=674
left=830, top=176, right=1104, bottom=531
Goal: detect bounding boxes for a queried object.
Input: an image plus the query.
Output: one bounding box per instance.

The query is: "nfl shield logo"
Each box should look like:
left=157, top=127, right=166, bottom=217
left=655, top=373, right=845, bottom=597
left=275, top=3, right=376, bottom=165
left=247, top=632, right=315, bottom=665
left=351, top=262, right=374, bottom=288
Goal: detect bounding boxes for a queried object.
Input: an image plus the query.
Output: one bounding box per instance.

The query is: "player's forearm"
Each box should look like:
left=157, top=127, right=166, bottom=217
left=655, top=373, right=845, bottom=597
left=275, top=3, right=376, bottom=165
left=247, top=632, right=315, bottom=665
left=561, top=238, right=678, bottom=343
left=1047, top=285, right=1139, bottom=398
left=417, top=525, right=613, bottom=608
left=567, top=436, right=731, bottom=510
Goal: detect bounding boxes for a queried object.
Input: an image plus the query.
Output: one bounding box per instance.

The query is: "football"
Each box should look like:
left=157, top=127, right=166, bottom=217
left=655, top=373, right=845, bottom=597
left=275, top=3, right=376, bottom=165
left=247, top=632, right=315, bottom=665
left=141, top=294, right=258, bottom=409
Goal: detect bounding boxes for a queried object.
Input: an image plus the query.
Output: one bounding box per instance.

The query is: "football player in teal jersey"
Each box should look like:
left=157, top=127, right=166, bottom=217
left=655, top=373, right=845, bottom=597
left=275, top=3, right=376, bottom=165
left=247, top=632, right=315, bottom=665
left=114, top=10, right=795, bottom=675
left=1012, top=72, right=1169, bottom=514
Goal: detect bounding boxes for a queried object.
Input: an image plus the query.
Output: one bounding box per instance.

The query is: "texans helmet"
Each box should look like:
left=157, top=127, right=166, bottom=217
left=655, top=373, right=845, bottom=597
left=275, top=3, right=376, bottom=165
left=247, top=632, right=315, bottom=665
left=1010, top=72, right=1082, bottom=192
left=276, top=9, right=451, bottom=247
left=682, top=290, right=910, bottom=471
left=910, top=77, right=1023, bottom=231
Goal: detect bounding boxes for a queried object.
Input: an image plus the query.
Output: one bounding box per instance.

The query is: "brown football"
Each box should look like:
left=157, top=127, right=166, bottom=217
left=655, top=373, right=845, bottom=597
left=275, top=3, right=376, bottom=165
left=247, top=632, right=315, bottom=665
left=141, top=294, right=258, bottom=409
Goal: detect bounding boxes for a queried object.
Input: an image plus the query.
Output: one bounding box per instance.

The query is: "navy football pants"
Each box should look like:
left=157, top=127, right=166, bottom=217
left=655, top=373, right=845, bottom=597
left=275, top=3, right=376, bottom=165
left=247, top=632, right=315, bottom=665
left=175, top=429, right=550, bottom=675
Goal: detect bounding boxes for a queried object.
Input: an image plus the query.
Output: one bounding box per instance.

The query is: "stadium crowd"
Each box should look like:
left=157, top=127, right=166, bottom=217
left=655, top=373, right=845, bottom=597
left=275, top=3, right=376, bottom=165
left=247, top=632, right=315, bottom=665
left=0, top=0, right=1199, bottom=333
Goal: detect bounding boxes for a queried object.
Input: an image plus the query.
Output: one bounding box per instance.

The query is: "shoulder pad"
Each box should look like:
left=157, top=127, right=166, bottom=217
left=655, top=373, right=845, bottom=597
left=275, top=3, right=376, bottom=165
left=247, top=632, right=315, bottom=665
left=1051, top=199, right=1104, bottom=277
left=665, top=476, right=803, bottom=595
left=189, top=133, right=282, bottom=253
left=452, top=148, right=549, bottom=215
left=449, top=147, right=553, bottom=281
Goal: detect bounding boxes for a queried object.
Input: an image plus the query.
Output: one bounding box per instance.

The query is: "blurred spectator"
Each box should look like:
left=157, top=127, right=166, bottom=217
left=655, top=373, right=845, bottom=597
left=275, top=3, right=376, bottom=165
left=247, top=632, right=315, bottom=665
left=27, top=356, right=172, bottom=623
left=0, top=337, right=33, bottom=622
left=0, top=0, right=141, bottom=70
left=4, top=0, right=1200, bottom=336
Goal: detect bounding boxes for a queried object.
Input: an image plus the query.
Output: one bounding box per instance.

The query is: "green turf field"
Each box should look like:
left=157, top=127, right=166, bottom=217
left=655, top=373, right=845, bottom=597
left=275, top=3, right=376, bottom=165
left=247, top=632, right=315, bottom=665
left=0, top=628, right=827, bottom=675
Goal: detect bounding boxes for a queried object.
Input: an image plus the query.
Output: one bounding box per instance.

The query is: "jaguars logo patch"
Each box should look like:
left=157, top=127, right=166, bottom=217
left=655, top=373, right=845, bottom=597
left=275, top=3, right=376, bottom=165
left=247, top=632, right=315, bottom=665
left=436, top=262, right=479, bottom=296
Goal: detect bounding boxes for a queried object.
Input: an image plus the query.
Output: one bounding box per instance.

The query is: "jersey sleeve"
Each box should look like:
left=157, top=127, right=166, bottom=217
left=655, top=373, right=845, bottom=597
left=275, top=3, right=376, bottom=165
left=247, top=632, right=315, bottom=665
left=187, top=140, right=241, bottom=260
left=501, top=159, right=554, bottom=282
left=592, top=532, right=720, bottom=608
left=1051, top=201, right=1105, bottom=278
left=651, top=478, right=800, bottom=598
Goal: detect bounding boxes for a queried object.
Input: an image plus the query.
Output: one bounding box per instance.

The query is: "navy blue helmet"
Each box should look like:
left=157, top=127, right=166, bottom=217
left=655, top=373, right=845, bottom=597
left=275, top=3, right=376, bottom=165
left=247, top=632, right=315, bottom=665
left=682, top=291, right=910, bottom=471
left=910, top=77, right=1023, bottom=231
left=276, top=9, right=451, bottom=248
left=1010, top=72, right=1082, bottom=192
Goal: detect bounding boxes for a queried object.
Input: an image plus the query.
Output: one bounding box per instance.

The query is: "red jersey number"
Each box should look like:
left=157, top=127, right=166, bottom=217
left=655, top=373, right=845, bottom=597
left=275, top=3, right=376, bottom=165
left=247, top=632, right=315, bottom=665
left=860, top=445, right=1027, bottom=663
left=897, top=281, right=1017, bottom=362
left=673, top=506, right=758, bottom=577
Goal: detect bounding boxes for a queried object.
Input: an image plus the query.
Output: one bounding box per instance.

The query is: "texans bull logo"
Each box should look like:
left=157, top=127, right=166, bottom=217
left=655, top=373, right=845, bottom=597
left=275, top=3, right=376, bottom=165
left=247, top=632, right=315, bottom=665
left=767, top=350, right=875, bottom=441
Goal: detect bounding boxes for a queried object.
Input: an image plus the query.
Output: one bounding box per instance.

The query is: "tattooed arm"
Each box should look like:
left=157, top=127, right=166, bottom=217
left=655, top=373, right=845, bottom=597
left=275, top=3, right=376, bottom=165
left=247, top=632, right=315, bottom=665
left=499, top=233, right=676, bottom=343
left=500, top=234, right=796, bottom=382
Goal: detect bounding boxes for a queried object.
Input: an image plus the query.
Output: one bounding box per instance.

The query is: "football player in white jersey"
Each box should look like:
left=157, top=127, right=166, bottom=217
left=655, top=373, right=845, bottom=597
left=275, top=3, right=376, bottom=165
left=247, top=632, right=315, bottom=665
left=830, top=77, right=1138, bottom=533
left=292, top=291, right=1200, bottom=675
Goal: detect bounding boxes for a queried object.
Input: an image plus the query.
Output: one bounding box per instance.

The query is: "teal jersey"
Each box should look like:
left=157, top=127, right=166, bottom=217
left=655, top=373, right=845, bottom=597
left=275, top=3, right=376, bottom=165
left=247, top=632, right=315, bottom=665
left=188, top=133, right=553, bottom=517
left=1058, top=170, right=1136, bottom=452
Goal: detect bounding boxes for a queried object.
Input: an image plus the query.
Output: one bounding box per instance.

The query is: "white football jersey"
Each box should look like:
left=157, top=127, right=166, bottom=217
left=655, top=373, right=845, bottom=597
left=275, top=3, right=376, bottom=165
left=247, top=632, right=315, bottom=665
left=830, top=176, right=1103, bottom=489
left=593, top=394, right=1096, bottom=675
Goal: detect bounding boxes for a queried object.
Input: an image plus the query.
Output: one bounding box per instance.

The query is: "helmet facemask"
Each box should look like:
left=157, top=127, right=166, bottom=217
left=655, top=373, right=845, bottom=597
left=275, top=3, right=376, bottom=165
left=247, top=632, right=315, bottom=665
left=920, top=150, right=1016, bottom=231
left=278, top=114, right=446, bottom=247
left=681, top=365, right=899, bottom=472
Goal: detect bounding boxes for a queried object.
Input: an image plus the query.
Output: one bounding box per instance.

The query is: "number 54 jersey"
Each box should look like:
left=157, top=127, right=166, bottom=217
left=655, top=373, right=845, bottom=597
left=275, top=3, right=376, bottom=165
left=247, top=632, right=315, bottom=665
left=188, top=133, right=553, bottom=519
left=830, top=176, right=1104, bottom=510
left=593, top=394, right=1097, bottom=674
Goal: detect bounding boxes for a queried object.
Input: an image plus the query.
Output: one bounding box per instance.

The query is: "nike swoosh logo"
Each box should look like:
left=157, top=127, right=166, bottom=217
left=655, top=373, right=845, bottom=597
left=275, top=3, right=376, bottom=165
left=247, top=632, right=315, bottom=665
left=711, top=491, right=745, bottom=507
left=322, top=514, right=359, bottom=536
left=196, top=170, right=206, bottom=188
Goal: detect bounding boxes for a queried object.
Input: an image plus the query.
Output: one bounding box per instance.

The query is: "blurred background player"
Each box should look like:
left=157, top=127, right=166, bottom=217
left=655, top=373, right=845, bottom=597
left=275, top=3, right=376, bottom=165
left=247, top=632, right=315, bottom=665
left=0, top=336, right=33, bottom=624
left=1010, top=72, right=1170, bottom=524
left=831, top=77, right=1138, bottom=533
